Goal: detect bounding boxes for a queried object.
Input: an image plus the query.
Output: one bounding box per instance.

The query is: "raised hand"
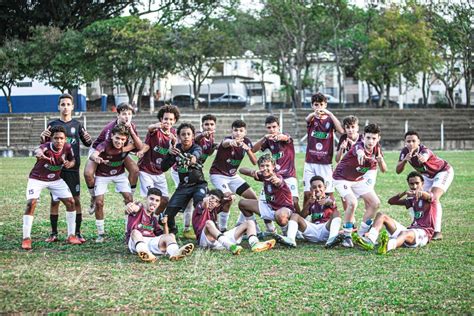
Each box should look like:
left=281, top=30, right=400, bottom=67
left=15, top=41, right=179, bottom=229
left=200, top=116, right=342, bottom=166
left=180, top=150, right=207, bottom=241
left=40, top=125, right=51, bottom=139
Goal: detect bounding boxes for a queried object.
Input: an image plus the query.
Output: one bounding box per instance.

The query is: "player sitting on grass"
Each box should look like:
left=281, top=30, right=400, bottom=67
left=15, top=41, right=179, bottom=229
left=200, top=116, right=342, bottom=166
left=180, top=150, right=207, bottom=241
left=192, top=189, right=276, bottom=254
left=22, top=126, right=81, bottom=250
left=396, top=130, right=453, bottom=240
left=356, top=171, right=437, bottom=254
left=126, top=187, right=194, bottom=262
left=238, top=154, right=295, bottom=247
left=284, top=176, right=344, bottom=248
left=89, top=124, right=135, bottom=243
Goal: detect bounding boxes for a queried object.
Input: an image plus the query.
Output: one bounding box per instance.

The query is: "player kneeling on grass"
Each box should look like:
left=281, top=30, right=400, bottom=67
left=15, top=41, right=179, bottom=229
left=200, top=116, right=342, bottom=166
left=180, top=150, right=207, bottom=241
left=285, top=176, right=344, bottom=248
left=126, top=188, right=194, bottom=262
left=356, top=171, right=437, bottom=254
left=192, top=189, right=276, bottom=254
left=22, top=126, right=81, bottom=250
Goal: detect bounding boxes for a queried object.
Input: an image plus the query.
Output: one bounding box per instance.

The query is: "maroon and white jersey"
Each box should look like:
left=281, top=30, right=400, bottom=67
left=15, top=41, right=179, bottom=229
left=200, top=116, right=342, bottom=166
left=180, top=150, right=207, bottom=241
left=92, top=119, right=139, bottom=149
left=210, top=136, right=253, bottom=176
left=333, top=142, right=377, bottom=181
left=399, top=144, right=450, bottom=178
left=307, top=197, right=337, bottom=224
left=126, top=205, right=163, bottom=243
left=192, top=201, right=220, bottom=239
left=196, top=131, right=216, bottom=164
left=260, top=134, right=296, bottom=178
left=138, top=128, right=176, bottom=175
left=337, top=134, right=363, bottom=155
left=29, top=143, right=74, bottom=181
left=405, top=193, right=437, bottom=240
left=306, top=115, right=335, bottom=164
left=95, top=140, right=129, bottom=177
left=256, top=173, right=294, bottom=211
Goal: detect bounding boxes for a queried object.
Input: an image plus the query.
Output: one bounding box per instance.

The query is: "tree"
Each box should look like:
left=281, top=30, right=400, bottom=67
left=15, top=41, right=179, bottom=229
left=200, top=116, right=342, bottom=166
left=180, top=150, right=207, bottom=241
left=0, top=39, right=28, bottom=113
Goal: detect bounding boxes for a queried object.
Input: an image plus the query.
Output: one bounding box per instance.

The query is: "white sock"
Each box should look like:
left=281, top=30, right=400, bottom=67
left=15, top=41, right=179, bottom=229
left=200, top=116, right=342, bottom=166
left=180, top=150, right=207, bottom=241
left=265, top=221, right=275, bottom=233
left=66, top=211, right=76, bottom=236
left=359, top=221, right=371, bottom=236
left=88, top=188, right=95, bottom=196
left=217, top=234, right=233, bottom=250
left=435, top=202, right=443, bottom=233
left=244, top=215, right=260, bottom=233
left=328, top=217, right=341, bottom=240
left=23, top=215, right=34, bottom=239
left=219, top=212, right=230, bottom=231
left=96, top=219, right=105, bottom=235
left=248, top=235, right=259, bottom=247
left=343, top=223, right=353, bottom=237
left=281, top=224, right=288, bottom=235
left=166, top=243, right=179, bottom=256
left=287, top=220, right=298, bottom=241
left=408, top=207, right=415, bottom=221
left=387, top=239, right=397, bottom=251
left=236, top=212, right=246, bottom=226
left=366, top=227, right=379, bottom=243
left=124, top=215, right=129, bottom=232
left=131, top=187, right=136, bottom=195
left=184, top=203, right=193, bottom=229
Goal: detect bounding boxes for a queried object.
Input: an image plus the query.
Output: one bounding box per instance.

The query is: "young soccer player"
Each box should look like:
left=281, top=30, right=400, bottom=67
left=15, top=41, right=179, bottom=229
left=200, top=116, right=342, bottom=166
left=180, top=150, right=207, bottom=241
left=84, top=103, right=142, bottom=214
left=209, top=119, right=259, bottom=232
left=192, top=189, right=275, bottom=254
left=238, top=154, right=295, bottom=245
left=356, top=171, right=437, bottom=254
left=89, top=124, right=134, bottom=242
left=161, top=123, right=207, bottom=234
left=332, top=123, right=386, bottom=248
left=126, top=187, right=194, bottom=262
left=136, top=105, right=180, bottom=214
left=22, top=126, right=81, bottom=250
left=40, top=93, right=92, bottom=243
left=303, top=93, right=344, bottom=208
left=396, top=131, right=453, bottom=240
left=284, top=176, right=343, bottom=248
left=252, top=115, right=299, bottom=213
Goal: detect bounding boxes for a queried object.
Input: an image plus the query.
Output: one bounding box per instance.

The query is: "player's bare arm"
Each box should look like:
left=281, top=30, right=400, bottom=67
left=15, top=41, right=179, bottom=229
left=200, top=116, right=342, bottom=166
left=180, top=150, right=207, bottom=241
left=136, top=144, right=150, bottom=159
left=128, top=126, right=143, bottom=150
left=376, top=147, right=387, bottom=172
left=242, top=142, right=257, bottom=165
left=79, top=127, right=92, bottom=146
left=63, top=159, right=75, bottom=169
left=321, top=109, right=344, bottom=134
left=147, top=122, right=161, bottom=133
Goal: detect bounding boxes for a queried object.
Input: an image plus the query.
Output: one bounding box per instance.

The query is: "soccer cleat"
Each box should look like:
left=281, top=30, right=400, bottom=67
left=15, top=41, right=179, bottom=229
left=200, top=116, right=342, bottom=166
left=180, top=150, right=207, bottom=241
left=352, top=232, right=374, bottom=251
left=95, top=234, right=105, bottom=243
left=45, top=233, right=59, bottom=243
left=265, top=239, right=276, bottom=250
left=251, top=241, right=271, bottom=252
left=76, top=233, right=86, bottom=243
left=341, top=235, right=354, bottom=248
left=88, top=197, right=96, bottom=215
left=182, top=229, right=196, bottom=240
left=138, top=251, right=157, bottom=263
left=21, top=238, right=32, bottom=250
left=66, top=235, right=82, bottom=245
left=273, top=233, right=297, bottom=248
left=378, top=231, right=389, bottom=255
left=432, top=232, right=443, bottom=241
left=325, top=233, right=345, bottom=249
left=170, top=243, right=195, bottom=261
left=229, top=244, right=243, bottom=255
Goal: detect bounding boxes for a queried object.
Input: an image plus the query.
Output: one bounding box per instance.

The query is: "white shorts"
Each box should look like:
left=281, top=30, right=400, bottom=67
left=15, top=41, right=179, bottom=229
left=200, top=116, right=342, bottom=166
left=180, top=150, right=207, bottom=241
left=334, top=179, right=372, bottom=199
left=258, top=200, right=275, bottom=221
left=303, top=163, right=333, bottom=193
left=128, top=236, right=165, bottom=255
left=284, top=177, right=299, bottom=198
left=198, top=227, right=241, bottom=249
left=302, top=220, right=329, bottom=243
left=210, top=174, right=246, bottom=194
left=171, top=169, right=179, bottom=188
left=95, top=173, right=131, bottom=196
left=26, top=178, right=72, bottom=200
left=423, top=168, right=454, bottom=193
left=139, top=171, right=169, bottom=197
left=87, top=147, right=96, bottom=159
left=389, top=220, right=429, bottom=248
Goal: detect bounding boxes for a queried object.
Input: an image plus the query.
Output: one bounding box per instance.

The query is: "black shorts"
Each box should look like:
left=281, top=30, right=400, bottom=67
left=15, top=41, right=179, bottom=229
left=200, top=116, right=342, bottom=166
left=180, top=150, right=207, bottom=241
left=60, top=170, right=81, bottom=197
left=167, top=184, right=207, bottom=211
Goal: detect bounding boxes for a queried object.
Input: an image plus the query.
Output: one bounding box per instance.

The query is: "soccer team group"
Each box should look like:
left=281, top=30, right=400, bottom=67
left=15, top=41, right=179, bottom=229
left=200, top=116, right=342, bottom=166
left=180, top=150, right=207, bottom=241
left=21, top=92, right=454, bottom=262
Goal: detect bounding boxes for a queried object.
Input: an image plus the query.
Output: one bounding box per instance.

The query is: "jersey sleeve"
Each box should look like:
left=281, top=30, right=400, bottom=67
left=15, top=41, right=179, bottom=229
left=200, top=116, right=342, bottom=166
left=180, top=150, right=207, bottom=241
left=260, top=138, right=269, bottom=151
left=65, top=144, right=75, bottom=161
left=191, top=144, right=202, bottom=160
left=399, top=148, right=408, bottom=161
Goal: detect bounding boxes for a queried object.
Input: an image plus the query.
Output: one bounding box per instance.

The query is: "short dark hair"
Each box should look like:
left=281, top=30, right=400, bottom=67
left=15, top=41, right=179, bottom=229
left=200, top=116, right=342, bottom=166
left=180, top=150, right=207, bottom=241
left=208, top=189, right=224, bottom=201
left=310, top=175, right=326, bottom=186
left=258, top=153, right=275, bottom=166
left=177, top=122, right=195, bottom=136
left=202, top=114, right=217, bottom=124
left=50, top=125, right=67, bottom=137
left=116, top=102, right=134, bottom=114
left=147, top=187, right=162, bottom=197
left=343, top=115, right=359, bottom=127
left=364, top=123, right=381, bottom=135
left=157, top=105, right=180, bottom=122
left=232, top=119, right=246, bottom=129
left=311, top=93, right=327, bottom=103
left=265, top=115, right=279, bottom=125
left=58, top=93, right=73, bottom=104
left=407, top=171, right=424, bottom=183
left=111, top=124, right=130, bottom=137
left=405, top=130, right=420, bottom=140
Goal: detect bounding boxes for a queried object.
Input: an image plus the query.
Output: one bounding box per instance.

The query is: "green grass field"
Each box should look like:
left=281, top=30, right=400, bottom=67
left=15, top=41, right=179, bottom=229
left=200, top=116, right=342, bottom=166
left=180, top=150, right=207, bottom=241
left=0, top=152, right=473, bottom=313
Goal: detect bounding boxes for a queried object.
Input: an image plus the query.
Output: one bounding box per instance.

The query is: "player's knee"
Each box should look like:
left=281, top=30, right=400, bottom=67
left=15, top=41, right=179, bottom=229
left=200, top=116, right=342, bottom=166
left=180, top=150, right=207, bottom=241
left=25, top=199, right=36, bottom=214
left=205, top=220, right=216, bottom=230
left=64, top=197, right=75, bottom=209
left=95, top=198, right=104, bottom=209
